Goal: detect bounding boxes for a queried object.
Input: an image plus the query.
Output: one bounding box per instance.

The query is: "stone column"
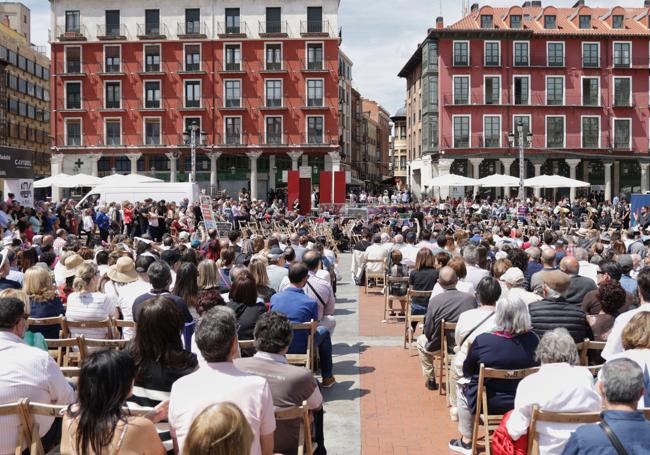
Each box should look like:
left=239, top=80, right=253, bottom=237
left=328, top=150, right=341, bottom=172
left=268, top=155, right=276, bottom=190
left=50, top=154, right=64, bottom=202
left=604, top=162, right=612, bottom=202
left=582, top=160, right=589, bottom=183
left=499, top=158, right=516, bottom=199
left=469, top=157, right=483, bottom=196
left=125, top=153, right=142, bottom=174
left=301, top=154, right=309, bottom=167
left=566, top=159, right=581, bottom=201
left=207, top=152, right=222, bottom=190
left=87, top=153, right=102, bottom=177
left=422, top=154, right=433, bottom=197
left=247, top=151, right=263, bottom=200
left=641, top=162, right=649, bottom=194
left=165, top=152, right=178, bottom=183
left=533, top=161, right=543, bottom=199
left=613, top=161, right=620, bottom=200
left=287, top=151, right=302, bottom=171
left=431, top=162, right=440, bottom=201
left=437, top=158, right=453, bottom=200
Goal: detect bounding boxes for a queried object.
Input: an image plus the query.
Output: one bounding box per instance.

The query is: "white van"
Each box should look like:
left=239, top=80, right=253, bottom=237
left=76, top=183, right=200, bottom=208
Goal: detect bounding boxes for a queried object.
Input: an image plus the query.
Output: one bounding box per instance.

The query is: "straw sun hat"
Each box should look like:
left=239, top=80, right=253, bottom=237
left=106, top=256, right=138, bottom=284
left=63, top=254, right=84, bottom=278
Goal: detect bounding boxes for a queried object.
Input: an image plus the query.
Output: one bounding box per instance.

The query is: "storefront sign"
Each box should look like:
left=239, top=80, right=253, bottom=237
left=0, top=147, right=33, bottom=179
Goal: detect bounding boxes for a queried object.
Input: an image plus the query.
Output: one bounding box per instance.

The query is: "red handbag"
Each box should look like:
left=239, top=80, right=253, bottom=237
left=490, top=410, right=528, bottom=455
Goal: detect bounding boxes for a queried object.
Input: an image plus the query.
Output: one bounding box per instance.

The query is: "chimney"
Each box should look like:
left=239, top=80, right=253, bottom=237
left=471, top=3, right=479, bottom=13
left=522, top=1, right=531, bottom=6
left=531, top=1, right=542, bottom=6
left=436, top=16, right=444, bottom=29
left=646, top=0, right=650, bottom=8
left=572, top=0, right=585, bottom=7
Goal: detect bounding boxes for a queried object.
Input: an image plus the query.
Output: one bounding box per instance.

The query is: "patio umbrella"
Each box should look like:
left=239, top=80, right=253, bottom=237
left=33, top=173, right=72, bottom=188
left=55, top=173, right=103, bottom=188
left=524, top=174, right=590, bottom=188
left=428, top=173, right=478, bottom=187
left=98, top=173, right=163, bottom=185
left=478, top=174, right=521, bottom=187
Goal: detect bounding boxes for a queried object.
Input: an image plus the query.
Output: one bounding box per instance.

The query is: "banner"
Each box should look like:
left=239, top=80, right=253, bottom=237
left=0, top=147, right=34, bottom=179
left=4, top=179, right=34, bottom=208
left=200, top=196, right=216, bottom=229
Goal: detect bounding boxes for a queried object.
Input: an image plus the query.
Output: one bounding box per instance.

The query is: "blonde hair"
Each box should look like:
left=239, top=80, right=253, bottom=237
left=622, top=312, right=650, bottom=350
left=72, top=261, right=98, bottom=292
left=248, top=258, right=269, bottom=287
left=0, top=289, right=30, bottom=314
left=23, top=266, right=57, bottom=303
left=183, top=402, right=253, bottom=455
left=198, top=260, right=220, bottom=290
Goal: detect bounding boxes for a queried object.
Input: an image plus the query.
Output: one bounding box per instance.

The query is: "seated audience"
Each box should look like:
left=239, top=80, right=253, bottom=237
left=23, top=265, right=65, bottom=339
left=409, top=248, right=439, bottom=315
left=501, top=267, right=542, bottom=305
left=431, top=256, right=474, bottom=297
left=227, top=270, right=266, bottom=354
left=560, top=256, right=597, bottom=305
left=581, top=261, right=636, bottom=316
left=587, top=280, right=627, bottom=341
left=197, top=259, right=225, bottom=310
left=182, top=402, right=254, bottom=455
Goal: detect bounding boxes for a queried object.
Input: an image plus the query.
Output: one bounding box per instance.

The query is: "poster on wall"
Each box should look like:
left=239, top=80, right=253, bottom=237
left=4, top=179, right=34, bottom=208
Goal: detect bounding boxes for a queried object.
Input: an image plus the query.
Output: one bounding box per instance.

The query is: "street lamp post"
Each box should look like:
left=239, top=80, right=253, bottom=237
left=508, top=122, right=533, bottom=200
left=182, top=121, right=207, bottom=184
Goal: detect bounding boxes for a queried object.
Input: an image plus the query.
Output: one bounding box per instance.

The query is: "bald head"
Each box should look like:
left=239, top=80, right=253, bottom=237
left=438, top=266, right=458, bottom=289
left=541, top=248, right=556, bottom=267
left=560, top=256, right=579, bottom=275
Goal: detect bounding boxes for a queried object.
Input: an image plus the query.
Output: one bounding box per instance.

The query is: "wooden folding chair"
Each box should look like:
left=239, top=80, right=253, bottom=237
left=287, top=320, right=317, bottom=371
left=45, top=337, right=84, bottom=367
left=438, top=320, right=457, bottom=397
left=111, top=317, right=136, bottom=338
left=79, top=337, right=129, bottom=359
left=61, top=318, right=114, bottom=340
left=238, top=339, right=256, bottom=351
left=579, top=340, right=606, bottom=366
left=471, top=364, right=540, bottom=455
left=20, top=400, right=67, bottom=455
left=27, top=316, right=64, bottom=338
left=0, top=399, right=29, bottom=455
left=527, top=405, right=601, bottom=455
left=364, top=259, right=386, bottom=294
left=383, top=276, right=409, bottom=322
left=274, top=401, right=313, bottom=455
left=403, top=289, right=432, bottom=352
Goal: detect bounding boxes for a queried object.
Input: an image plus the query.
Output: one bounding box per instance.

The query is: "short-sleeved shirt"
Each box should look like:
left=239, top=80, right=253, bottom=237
left=132, top=291, right=193, bottom=324
left=65, top=292, right=117, bottom=339
left=270, top=287, right=318, bottom=353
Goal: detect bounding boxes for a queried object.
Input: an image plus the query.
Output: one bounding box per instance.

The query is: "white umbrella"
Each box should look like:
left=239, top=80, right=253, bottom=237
left=428, top=173, right=478, bottom=187
left=56, top=173, right=103, bottom=188
left=33, top=173, right=72, bottom=188
left=99, top=173, right=163, bottom=185
left=524, top=174, right=590, bottom=188
left=478, top=174, right=521, bottom=187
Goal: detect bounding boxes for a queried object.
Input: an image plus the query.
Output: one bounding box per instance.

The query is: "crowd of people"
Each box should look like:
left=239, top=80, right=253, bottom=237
left=0, top=189, right=649, bottom=454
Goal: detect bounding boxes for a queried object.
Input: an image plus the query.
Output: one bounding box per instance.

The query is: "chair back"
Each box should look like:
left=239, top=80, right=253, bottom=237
left=274, top=401, right=313, bottom=455
left=527, top=405, right=601, bottom=455
left=27, top=316, right=64, bottom=337
left=61, top=318, right=114, bottom=340
left=182, top=321, right=197, bottom=351
left=287, top=320, right=317, bottom=371
left=238, top=339, right=256, bottom=351
left=111, top=317, right=136, bottom=338
left=0, top=399, right=29, bottom=455
left=21, top=401, right=67, bottom=455
left=79, top=337, right=129, bottom=359
left=579, top=340, right=606, bottom=366
left=45, top=337, right=84, bottom=367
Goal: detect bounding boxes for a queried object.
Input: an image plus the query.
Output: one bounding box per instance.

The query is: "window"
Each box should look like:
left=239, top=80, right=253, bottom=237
left=513, top=115, right=530, bottom=146
left=307, top=7, right=323, bottom=33
left=582, top=77, right=599, bottom=106
left=579, top=15, right=591, bottom=29
left=613, top=77, right=631, bottom=106
left=225, top=117, right=241, bottom=144
left=480, top=15, right=493, bottom=29
left=453, top=116, right=470, bottom=148
left=544, top=15, right=556, bottom=29
left=18, top=55, right=25, bottom=71
left=105, top=10, right=120, bottom=36
left=265, top=44, right=282, bottom=70
left=185, top=8, right=201, bottom=34
left=145, top=9, right=160, bottom=35
left=483, top=116, right=501, bottom=147
left=144, top=118, right=161, bottom=145
left=144, top=45, right=160, bottom=72
left=144, top=81, right=161, bottom=108
left=453, top=41, right=469, bottom=66
left=265, top=80, right=282, bottom=107
left=266, top=116, right=282, bottom=144
left=184, top=44, right=201, bottom=71
left=484, top=76, right=500, bottom=105
left=183, top=117, right=201, bottom=144
left=547, top=42, right=564, bottom=67
left=307, top=116, right=324, bottom=143
left=18, top=78, right=26, bottom=94
left=613, top=119, right=631, bottom=149
left=7, top=74, right=16, bottom=90
left=105, top=81, right=121, bottom=109
left=65, top=82, right=81, bottom=109
left=453, top=76, right=469, bottom=105
left=510, top=14, right=522, bottom=29
left=184, top=81, right=201, bottom=108
left=307, top=79, right=323, bottom=106
left=582, top=43, right=599, bottom=67
left=428, top=75, right=438, bottom=105
left=514, top=41, right=529, bottom=66
left=65, top=10, right=80, bottom=33
left=224, top=80, right=241, bottom=107
left=225, top=8, right=240, bottom=34
left=612, top=15, right=624, bottom=29
left=65, top=46, right=81, bottom=73
left=105, top=119, right=121, bottom=145
left=307, top=43, right=323, bottom=70
left=581, top=116, right=599, bottom=148
left=104, top=45, right=120, bottom=72
left=546, top=116, right=565, bottom=148
left=484, top=41, right=500, bottom=66
left=514, top=76, right=529, bottom=105
left=266, top=7, right=282, bottom=34
left=546, top=76, right=564, bottom=105
left=225, top=44, right=241, bottom=71
left=65, top=119, right=81, bottom=145
left=613, top=42, right=631, bottom=68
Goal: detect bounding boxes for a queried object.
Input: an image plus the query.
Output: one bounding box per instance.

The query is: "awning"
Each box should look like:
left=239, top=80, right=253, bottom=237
left=524, top=175, right=590, bottom=188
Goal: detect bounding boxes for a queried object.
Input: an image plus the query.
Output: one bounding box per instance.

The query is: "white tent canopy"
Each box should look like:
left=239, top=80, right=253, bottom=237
left=478, top=174, right=521, bottom=187
left=428, top=173, right=478, bottom=187
left=524, top=174, right=590, bottom=189
left=33, top=173, right=72, bottom=188
left=98, top=173, right=163, bottom=185
left=55, top=173, right=103, bottom=188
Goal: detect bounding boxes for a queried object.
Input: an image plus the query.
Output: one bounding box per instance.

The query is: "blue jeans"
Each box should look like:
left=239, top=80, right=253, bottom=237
left=315, top=326, right=333, bottom=378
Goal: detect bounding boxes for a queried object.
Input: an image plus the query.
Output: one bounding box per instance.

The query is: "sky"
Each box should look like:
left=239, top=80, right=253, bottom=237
left=22, top=0, right=647, bottom=116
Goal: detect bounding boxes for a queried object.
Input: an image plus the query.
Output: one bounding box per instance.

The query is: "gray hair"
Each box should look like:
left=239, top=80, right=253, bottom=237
left=526, top=247, right=541, bottom=261
left=196, top=306, right=237, bottom=363
left=494, top=296, right=531, bottom=335
left=230, top=264, right=247, bottom=281
left=463, top=244, right=478, bottom=265
left=601, top=358, right=644, bottom=404
left=535, top=328, right=578, bottom=365
left=574, top=248, right=589, bottom=262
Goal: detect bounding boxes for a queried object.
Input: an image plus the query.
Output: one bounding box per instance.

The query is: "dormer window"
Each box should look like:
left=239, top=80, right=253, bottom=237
left=510, top=15, right=522, bottom=29
left=480, top=15, right=493, bottom=29
left=579, top=15, right=591, bottom=29
left=612, top=14, right=624, bottom=29
left=544, top=15, right=556, bottom=29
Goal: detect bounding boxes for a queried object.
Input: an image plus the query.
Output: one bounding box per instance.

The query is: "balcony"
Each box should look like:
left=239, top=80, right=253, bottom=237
left=217, top=21, right=249, bottom=38
left=53, top=25, right=88, bottom=42
left=97, top=24, right=128, bottom=40
left=300, top=58, right=328, bottom=73
left=259, top=20, right=289, bottom=37
left=301, top=99, right=328, bottom=110
left=177, top=21, right=208, bottom=39
left=300, top=20, right=333, bottom=37
left=136, top=23, right=169, bottom=39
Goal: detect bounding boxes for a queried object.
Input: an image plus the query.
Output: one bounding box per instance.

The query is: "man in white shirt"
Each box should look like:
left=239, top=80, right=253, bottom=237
left=463, top=244, right=489, bottom=289
left=400, top=231, right=419, bottom=268
left=575, top=248, right=598, bottom=284
left=266, top=248, right=288, bottom=291
left=603, top=267, right=650, bottom=359
left=364, top=234, right=388, bottom=276
left=116, top=255, right=156, bottom=339
left=169, top=306, right=275, bottom=455
left=303, top=251, right=336, bottom=335
left=0, top=296, right=75, bottom=454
